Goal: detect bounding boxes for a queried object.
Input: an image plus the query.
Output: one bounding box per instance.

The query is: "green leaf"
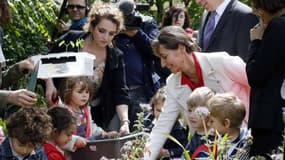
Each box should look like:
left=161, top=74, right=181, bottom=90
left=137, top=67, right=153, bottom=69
left=162, top=133, right=191, bottom=160
left=59, top=40, right=65, bottom=47
left=70, top=41, right=75, bottom=48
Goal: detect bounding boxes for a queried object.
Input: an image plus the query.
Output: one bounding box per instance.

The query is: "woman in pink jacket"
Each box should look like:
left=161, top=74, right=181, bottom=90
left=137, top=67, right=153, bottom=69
left=145, top=26, right=250, bottom=160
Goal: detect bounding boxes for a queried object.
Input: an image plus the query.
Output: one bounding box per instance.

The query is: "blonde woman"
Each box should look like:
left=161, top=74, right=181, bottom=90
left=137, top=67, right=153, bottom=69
left=46, top=3, right=130, bottom=135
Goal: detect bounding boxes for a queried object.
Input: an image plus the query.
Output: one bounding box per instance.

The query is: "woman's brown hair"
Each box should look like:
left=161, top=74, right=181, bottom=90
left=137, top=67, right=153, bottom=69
left=251, top=0, right=285, bottom=14
left=0, top=0, right=12, bottom=25
left=152, top=26, right=199, bottom=56
left=161, top=6, right=191, bottom=29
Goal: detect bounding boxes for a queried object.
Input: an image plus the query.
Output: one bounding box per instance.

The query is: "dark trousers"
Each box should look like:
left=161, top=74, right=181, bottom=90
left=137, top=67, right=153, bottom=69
left=250, top=128, right=283, bottom=159
left=128, top=86, right=153, bottom=132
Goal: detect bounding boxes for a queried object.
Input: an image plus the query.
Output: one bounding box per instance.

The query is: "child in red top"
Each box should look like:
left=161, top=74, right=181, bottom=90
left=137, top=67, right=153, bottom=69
left=42, top=107, right=77, bottom=160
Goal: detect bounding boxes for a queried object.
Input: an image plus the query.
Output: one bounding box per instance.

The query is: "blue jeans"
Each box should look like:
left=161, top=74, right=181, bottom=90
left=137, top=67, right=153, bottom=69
left=128, top=86, right=153, bottom=131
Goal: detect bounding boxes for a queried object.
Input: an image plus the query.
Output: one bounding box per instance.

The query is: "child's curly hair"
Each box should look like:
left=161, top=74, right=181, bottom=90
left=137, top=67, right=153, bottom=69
left=6, top=107, right=52, bottom=145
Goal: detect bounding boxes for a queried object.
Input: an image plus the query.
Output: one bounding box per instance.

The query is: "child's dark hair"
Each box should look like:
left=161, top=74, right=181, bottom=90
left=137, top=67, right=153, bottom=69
left=59, top=76, right=94, bottom=105
left=47, top=107, right=76, bottom=133
left=150, top=86, right=166, bottom=111
left=6, top=107, right=52, bottom=145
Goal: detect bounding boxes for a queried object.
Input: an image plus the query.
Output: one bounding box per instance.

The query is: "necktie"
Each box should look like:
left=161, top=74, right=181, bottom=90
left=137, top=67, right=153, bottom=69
left=203, top=11, right=217, bottom=50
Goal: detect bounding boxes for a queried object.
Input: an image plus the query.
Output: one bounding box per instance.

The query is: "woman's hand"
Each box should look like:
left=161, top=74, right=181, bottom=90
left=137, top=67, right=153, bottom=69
left=18, top=58, right=35, bottom=73
left=250, top=20, right=267, bottom=41
left=7, top=89, right=37, bottom=107
left=45, top=78, right=58, bottom=106
left=119, top=122, right=130, bottom=135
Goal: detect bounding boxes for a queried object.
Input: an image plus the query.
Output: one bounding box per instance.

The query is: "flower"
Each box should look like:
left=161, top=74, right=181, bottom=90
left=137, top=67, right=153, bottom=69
left=194, top=106, right=210, bottom=118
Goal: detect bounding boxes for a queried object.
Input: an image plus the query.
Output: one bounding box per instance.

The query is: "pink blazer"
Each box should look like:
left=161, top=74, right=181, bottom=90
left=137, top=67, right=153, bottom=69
left=145, top=52, right=250, bottom=160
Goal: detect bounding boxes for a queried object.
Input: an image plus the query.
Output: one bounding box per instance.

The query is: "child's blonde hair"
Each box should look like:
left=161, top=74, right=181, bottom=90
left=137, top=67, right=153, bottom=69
left=187, top=86, right=215, bottom=109
left=208, top=93, right=246, bottom=128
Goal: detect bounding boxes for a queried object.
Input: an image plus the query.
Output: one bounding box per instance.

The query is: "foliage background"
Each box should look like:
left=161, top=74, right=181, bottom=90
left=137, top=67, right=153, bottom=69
left=2, top=0, right=57, bottom=65
left=3, top=0, right=251, bottom=64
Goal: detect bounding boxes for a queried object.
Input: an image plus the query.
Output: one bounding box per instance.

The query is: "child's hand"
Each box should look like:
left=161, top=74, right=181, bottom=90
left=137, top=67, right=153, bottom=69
left=159, top=148, right=170, bottom=158
left=101, top=131, right=119, bottom=139
left=74, top=137, right=87, bottom=148
left=106, top=131, right=119, bottom=139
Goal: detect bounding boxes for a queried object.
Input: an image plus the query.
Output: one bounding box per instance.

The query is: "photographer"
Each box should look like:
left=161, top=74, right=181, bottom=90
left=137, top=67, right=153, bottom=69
left=114, top=0, right=159, bottom=131
left=54, top=0, right=89, bottom=39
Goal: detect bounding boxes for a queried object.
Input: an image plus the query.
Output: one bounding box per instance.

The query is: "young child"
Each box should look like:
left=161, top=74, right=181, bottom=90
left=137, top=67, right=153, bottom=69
left=0, top=107, right=52, bottom=160
left=58, top=76, right=117, bottom=141
left=185, top=86, right=215, bottom=159
left=42, top=107, right=77, bottom=160
left=208, top=93, right=251, bottom=159
left=144, top=86, right=188, bottom=159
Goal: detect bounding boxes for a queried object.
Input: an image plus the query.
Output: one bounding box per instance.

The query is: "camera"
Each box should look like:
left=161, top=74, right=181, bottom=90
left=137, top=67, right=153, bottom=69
left=135, top=3, right=150, bottom=11
left=117, top=0, right=149, bottom=29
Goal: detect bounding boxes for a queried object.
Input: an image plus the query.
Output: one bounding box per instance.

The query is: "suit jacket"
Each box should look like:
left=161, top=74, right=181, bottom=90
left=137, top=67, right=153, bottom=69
left=146, top=52, right=250, bottom=160
left=246, top=15, right=285, bottom=132
left=198, top=0, right=258, bottom=61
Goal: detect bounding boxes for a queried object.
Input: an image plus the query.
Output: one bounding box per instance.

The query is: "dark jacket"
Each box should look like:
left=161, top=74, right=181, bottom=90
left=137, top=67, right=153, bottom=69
left=49, top=30, right=130, bottom=129
left=0, top=138, right=47, bottom=160
left=198, top=0, right=258, bottom=61
left=144, top=113, right=188, bottom=159
left=186, top=133, right=214, bottom=159
left=114, top=14, right=161, bottom=94
left=246, top=15, right=285, bottom=132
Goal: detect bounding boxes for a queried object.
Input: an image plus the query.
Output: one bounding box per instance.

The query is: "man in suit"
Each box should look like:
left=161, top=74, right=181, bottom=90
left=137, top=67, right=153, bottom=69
left=196, top=0, right=258, bottom=61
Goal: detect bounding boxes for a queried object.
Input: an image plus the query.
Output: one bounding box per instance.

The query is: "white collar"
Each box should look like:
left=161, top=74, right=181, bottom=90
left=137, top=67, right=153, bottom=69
left=9, top=138, right=36, bottom=160
left=216, top=0, right=231, bottom=17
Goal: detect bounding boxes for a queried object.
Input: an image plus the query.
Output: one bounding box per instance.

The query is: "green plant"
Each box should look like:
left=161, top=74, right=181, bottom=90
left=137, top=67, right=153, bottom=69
left=0, top=119, right=7, bottom=136
left=10, top=72, right=47, bottom=108
left=163, top=133, right=191, bottom=160
left=3, top=0, right=58, bottom=65
left=162, top=106, right=254, bottom=160
left=33, top=84, right=47, bottom=107
left=120, top=112, right=148, bottom=160
left=58, top=39, right=84, bottom=52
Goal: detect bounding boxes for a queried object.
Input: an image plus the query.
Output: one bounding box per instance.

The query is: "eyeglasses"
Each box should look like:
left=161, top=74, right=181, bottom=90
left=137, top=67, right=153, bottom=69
left=67, top=4, right=86, bottom=10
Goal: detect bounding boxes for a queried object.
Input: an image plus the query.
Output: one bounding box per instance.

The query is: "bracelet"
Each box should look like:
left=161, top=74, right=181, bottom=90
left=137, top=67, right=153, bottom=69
left=121, top=119, right=130, bottom=125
